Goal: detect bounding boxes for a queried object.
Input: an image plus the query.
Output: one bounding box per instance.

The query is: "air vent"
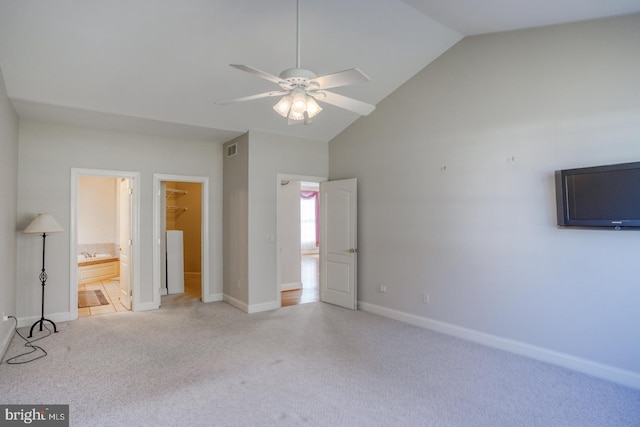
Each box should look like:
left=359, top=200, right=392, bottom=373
left=226, top=143, right=237, bottom=158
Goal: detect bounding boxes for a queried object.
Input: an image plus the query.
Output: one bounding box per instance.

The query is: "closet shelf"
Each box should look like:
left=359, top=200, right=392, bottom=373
left=166, top=188, right=188, bottom=199
left=166, top=206, right=188, bottom=213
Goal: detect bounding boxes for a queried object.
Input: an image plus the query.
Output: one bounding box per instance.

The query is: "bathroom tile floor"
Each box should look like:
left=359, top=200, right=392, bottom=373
left=78, top=278, right=129, bottom=317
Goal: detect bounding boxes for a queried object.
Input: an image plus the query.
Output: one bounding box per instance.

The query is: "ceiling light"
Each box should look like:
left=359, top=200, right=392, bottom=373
left=274, top=89, right=321, bottom=121
left=288, top=109, right=305, bottom=121
left=273, top=95, right=292, bottom=118
left=290, top=89, right=307, bottom=114
left=306, top=96, right=322, bottom=118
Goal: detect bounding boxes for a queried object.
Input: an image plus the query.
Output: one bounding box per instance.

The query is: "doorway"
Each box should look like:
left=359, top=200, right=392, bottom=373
left=153, top=174, right=209, bottom=308
left=70, top=168, right=141, bottom=319
left=277, top=174, right=326, bottom=307
left=162, top=181, right=202, bottom=303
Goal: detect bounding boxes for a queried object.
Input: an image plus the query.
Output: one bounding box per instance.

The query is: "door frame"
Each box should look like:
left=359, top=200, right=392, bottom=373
left=70, top=168, right=141, bottom=318
left=118, top=177, right=133, bottom=310
left=276, top=173, right=327, bottom=308
left=153, top=174, right=210, bottom=308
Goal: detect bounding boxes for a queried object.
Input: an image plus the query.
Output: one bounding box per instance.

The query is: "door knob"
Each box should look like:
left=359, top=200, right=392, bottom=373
left=347, top=248, right=358, bottom=253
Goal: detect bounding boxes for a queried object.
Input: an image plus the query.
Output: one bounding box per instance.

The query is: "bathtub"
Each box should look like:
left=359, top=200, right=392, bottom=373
left=77, top=254, right=119, bottom=284
left=77, top=253, right=115, bottom=263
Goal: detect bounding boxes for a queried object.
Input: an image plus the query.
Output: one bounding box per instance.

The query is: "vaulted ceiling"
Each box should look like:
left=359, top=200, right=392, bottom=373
left=1, top=0, right=639, bottom=143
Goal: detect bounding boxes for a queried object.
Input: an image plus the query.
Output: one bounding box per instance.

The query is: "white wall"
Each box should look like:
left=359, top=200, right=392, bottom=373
left=330, top=14, right=640, bottom=385
left=248, top=131, right=328, bottom=310
left=17, top=120, right=223, bottom=320
left=0, top=67, right=19, bottom=357
left=78, top=176, right=117, bottom=245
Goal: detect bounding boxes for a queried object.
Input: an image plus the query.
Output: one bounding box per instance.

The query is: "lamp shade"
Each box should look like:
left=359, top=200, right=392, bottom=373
left=305, top=96, right=322, bottom=118
left=273, top=95, right=292, bottom=118
left=23, top=214, right=64, bottom=234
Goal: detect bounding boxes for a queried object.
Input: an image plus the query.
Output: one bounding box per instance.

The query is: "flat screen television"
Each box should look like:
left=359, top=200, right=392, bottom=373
left=555, top=161, right=640, bottom=229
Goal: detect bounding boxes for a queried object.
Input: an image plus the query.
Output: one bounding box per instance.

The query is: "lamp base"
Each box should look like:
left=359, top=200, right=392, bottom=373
left=28, top=317, right=58, bottom=338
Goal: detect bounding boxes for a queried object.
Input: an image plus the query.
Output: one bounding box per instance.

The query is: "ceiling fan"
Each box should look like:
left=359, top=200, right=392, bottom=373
left=217, top=0, right=375, bottom=124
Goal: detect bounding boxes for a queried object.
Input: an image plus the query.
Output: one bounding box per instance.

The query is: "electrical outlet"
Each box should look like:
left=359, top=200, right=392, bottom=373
left=378, top=285, right=387, bottom=293
left=2, top=312, right=9, bottom=321
left=422, top=293, right=430, bottom=304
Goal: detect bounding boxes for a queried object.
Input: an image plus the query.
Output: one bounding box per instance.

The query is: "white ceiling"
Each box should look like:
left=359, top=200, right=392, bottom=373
left=1, top=0, right=639, bottom=143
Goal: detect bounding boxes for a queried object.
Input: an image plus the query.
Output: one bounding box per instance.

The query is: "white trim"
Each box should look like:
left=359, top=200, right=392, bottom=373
left=202, top=293, right=223, bottom=303
left=70, top=168, right=141, bottom=317
left=16, top=311, right=75, bottom=328
left=222, top=295, right=278, bottom=313
left=224, top=294, right=248, bottom=312
left=276, top=174, right=327, bottom=308
left=134, top=301, right=158, bottom=312
left=153, top=174, right=210, bottom=308
left=248, top=300, right=280, bottom=314
left=358, top=301, right=640, bottom=390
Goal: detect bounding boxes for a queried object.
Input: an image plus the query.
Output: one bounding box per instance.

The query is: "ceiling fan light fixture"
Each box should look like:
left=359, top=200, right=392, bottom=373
left=288, top=109, right=305, bottom=121
left=290, top=89, right=307, bottom=113
left=305, top=95, right=322, bottom=118
left=273, top=95, right=292, bottom=118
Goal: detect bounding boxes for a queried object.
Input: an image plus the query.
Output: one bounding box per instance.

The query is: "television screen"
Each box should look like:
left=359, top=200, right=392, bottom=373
left=555, top=161, right=640, bottom=229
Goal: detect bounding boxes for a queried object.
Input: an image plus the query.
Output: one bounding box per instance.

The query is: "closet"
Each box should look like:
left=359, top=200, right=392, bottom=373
left=162, top=182, right=202, bottom=299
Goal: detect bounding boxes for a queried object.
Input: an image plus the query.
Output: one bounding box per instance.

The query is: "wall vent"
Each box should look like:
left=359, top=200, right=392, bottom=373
left=226, top=143, right=237, bottom=158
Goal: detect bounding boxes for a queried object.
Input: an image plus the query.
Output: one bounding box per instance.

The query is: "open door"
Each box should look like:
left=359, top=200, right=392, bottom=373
left=119, top=178, right=133, bottom=310
left=320, top=178, right=357, bottom=310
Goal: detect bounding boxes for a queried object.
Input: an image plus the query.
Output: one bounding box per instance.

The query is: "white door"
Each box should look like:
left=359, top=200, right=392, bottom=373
left=320, top=178, right=357, bottom=310
left=119, top=178, right=133, bottom=310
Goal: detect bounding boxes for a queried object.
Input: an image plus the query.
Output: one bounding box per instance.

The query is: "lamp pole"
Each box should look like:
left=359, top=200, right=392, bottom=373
left=29, top=232, right=58, bottom=338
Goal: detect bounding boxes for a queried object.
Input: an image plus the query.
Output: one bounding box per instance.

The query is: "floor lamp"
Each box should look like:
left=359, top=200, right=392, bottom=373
left=24, top=213, right=64, bottom=338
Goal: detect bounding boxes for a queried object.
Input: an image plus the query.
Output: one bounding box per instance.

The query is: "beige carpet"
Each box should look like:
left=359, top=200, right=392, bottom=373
left=1, top=301, right=639, bottom=426
left=77, top=290, right=109, bottom=308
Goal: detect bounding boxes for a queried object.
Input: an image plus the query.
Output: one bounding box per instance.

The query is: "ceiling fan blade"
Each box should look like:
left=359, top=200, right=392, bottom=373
left=230, top=64, right=286, bottom=85
left=309, top=68, right=371, bottom=90
left=313, top=91, right=375, bottom=116
left=216, top=90, right=289, bottom=105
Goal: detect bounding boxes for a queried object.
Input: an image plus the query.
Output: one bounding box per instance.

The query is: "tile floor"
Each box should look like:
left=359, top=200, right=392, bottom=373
left=78, top=278, right=129, bottom=317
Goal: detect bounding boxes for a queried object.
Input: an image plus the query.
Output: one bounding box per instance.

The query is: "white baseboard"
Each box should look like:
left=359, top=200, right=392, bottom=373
left=15, top=300, right=159, bottom=328
left=358, top=301, right=640, bottom=390
left=247, top=300, right=279, bottom=314
left=224, top=295, right=248, bottom=313
left=134, top=301, right=158, bottom=311
left=281, top=282, right=302, bottom=291
left=16, top=311, right=75, bottom=329
left=202, top=293, right=223, bottom=303
left=222, top=295, right=279, bottom=314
